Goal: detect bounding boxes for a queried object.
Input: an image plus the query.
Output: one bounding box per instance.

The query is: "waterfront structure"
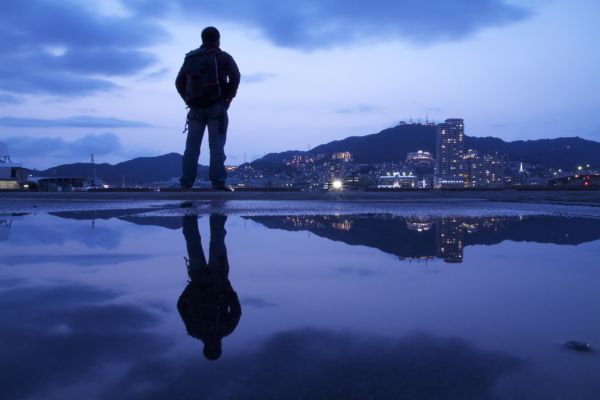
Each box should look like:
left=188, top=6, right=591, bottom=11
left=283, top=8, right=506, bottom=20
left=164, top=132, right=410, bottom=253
left=0, top=142, right=27, bottom=189
left=549, top=174, right=600, bottom=188
left=463, top=149, right=504, bottom=188
left=378, top=172, right=417, bottom=188
left=435, top=119, right=465, bottom=188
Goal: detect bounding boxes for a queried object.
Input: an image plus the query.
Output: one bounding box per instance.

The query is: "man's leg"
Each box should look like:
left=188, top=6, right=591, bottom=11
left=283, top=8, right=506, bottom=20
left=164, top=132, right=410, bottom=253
left=208, top=214, right=229, bottom=277
left=182, top=215, right=208, bottom=280
left=180, top=110, right=207, bottom=188
left=206, top=103, right=228, bottom=187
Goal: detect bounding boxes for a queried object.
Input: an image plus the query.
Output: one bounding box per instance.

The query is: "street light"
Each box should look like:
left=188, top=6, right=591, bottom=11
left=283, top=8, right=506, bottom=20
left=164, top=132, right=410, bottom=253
left=331, top=180, right=343, bottom=190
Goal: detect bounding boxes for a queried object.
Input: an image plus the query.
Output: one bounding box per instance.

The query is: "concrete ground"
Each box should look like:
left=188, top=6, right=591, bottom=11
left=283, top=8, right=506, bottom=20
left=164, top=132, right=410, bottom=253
left=1, top=190, right=599, bottom=207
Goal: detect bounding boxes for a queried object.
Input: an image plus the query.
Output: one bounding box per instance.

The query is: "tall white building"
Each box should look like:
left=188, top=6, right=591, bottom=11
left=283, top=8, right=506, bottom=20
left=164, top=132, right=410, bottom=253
left=435, top=119, right=465, bottom=188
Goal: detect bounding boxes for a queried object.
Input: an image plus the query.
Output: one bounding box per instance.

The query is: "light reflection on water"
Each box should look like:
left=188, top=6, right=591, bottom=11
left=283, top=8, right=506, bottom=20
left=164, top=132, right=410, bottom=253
left=0, top=210, right=599, bottom=399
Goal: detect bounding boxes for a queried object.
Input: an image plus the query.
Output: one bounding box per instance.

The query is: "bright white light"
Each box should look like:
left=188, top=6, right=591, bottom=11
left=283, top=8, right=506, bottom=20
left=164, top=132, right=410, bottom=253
left=332, top=180, right=343, bottom=190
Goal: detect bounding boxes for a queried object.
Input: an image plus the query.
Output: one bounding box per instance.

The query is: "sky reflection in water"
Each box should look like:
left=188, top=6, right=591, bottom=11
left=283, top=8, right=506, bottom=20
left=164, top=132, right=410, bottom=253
left=0, top=210, right=599, bottom=399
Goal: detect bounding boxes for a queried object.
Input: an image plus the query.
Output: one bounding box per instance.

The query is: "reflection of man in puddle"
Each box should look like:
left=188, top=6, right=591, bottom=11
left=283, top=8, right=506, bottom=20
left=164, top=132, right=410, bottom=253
left=177, top=214, right=241, bottom=360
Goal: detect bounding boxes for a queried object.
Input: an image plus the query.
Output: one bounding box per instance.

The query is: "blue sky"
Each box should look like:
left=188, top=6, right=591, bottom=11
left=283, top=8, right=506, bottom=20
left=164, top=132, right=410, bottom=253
left=0, top=0, right=599, bottom=168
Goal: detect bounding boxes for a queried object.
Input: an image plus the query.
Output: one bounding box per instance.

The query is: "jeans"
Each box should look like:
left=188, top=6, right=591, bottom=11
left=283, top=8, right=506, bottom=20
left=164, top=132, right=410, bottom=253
left=182, top=214, right=230, bottom=285
left=180, top=102, right=228, bottom=188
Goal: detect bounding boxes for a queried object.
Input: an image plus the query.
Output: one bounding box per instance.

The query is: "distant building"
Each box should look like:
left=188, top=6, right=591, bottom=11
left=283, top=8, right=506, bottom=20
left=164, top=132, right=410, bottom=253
left=549, top=174, right=600, bottom=188
left=435, top=119, right=465, bottom=188
left=331, top=151, right=353, bottom=161
left=436, top=219, right=464, bottom=263
left=29, top=177, right=87, bottom=192
left=406, top=150, right=434, bottom=167
left=378, top=172, right=417, bottom=188
left=463, top=149, right=504, bottom=188
left=0, top=142, right=27, bottom=190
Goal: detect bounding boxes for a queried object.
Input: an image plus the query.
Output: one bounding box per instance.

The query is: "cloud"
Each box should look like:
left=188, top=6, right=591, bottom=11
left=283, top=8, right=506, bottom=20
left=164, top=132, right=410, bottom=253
left=110, top=329, right=522, bottom=400
left=0, top=283, right=168, bottom=400
left=6, top=219, right=124, bottom=249
left=0, top=254, right=150, bottom=266
left=240, top=296, right=278, bottom=308
left=0, top=0, right=169, bottom=96
left=243, top=72, right=277, bottom=84
left=154, top=0, right=530, bottom=50
left=2, top=133, right=124, bottom=159
left=137, top=67, right=171, bottom=81
left=0, top=116, right=150, bottom=128
left=0, top=279, right=522, bottom=400
left=0, top=94, right=22, bottom=104
left=336, top=104, right=378, bottom=114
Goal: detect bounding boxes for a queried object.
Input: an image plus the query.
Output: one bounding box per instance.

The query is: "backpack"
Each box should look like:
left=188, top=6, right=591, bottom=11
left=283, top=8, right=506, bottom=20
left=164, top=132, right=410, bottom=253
left=184, top=50, right=221, bottom=105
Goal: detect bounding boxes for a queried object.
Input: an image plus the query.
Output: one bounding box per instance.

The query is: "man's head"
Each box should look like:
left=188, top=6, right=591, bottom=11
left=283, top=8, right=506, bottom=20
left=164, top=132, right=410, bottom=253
left=201, top=26, right=220, bottom=46
left=203, top=339, right=223, bottom=361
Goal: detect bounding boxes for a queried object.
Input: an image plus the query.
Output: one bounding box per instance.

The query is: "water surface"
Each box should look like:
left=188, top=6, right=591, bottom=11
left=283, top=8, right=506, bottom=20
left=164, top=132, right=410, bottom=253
left=1, top=204, right=599, bottom=399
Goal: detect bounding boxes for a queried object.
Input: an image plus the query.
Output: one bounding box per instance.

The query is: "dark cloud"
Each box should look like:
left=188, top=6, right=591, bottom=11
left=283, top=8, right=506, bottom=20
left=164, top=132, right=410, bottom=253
left=162, top=0, right=530, bottom=49
left=0, top=116, right=149, bottom=128
left=0, top=283, right=168, bottom=400
left=0, top=0, right=169, bottom=96
left=3, top=133, right=124, bottom=159
left=0, top=279, right=522, bottom=399
left=110, top=329, right=522, bottom=400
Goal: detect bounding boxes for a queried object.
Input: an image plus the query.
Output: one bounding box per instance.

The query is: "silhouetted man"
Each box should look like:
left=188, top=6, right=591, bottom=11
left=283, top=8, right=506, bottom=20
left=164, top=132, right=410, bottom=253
left=176, top=27, right=240, bottom=191
left=177, top=214, right=241, bottom=360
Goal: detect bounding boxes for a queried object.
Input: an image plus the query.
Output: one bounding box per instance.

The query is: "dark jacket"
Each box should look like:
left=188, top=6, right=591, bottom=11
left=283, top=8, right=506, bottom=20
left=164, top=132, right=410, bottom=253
left=177, top=280, right=241, bottom=343
left=175, top=44, right=240, bottom=107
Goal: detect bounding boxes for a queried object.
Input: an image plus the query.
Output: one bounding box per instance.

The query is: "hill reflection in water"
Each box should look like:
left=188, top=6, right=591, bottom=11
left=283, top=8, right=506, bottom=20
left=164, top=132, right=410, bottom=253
left=248, top=214, right=600, bottom=263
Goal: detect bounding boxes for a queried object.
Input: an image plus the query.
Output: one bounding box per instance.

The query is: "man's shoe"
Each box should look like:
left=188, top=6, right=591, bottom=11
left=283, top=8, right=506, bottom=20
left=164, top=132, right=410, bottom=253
left=212, top=184, right=233, bottom=192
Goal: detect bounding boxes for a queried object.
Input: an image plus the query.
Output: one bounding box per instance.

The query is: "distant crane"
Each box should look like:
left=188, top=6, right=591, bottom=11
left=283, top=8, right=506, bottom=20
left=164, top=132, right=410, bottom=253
left=91, top=153, right=97, bottom=186
left=0, top=142, right=12, bottom=163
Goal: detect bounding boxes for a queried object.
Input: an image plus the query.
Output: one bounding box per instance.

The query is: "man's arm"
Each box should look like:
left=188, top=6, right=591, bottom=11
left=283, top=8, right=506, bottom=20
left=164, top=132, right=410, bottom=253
left=223, top=290, right=241, bottom=335
left=175, top=62, right=187, bottom=101
left=221, top=53, right=240, bottom=105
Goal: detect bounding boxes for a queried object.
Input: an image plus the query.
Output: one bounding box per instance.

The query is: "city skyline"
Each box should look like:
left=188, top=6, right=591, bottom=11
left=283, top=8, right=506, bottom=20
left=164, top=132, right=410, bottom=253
left=1, top=0, right=599, bottom=169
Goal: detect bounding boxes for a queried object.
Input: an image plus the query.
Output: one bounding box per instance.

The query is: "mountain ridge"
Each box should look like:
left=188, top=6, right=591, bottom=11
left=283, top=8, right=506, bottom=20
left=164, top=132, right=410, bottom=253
left=28, top=153, right=208, bottom=185
left=253, top=124, right=600, bottom=170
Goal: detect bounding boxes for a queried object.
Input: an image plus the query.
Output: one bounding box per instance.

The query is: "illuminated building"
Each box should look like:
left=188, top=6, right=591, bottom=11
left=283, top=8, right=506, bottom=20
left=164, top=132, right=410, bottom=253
left=0, top=142, right=27, bottom=190
left=332, top=220, right=353, bottom=231
left=435, top=119, right=465, bottom=188
left=463, top=149, right=504, bottom=188
left=378, top=172, right=417, bottom=188
left=406, top=150, right=434, bottom=167
left=331, top=151, right=353, bottom=161
left=549, top=174, right=600, bottom=188
left=406, top=218, right=434, bottom=232
left=436, top=218, right=464, bottom=263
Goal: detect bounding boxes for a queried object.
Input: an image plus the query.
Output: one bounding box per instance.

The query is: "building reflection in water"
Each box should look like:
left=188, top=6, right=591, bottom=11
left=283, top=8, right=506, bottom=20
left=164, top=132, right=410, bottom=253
left=253, top=215, right=519, bottom=264
left=436, top=219, right=464, bottom=263
left=177, top=214, right=241, bottom=360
